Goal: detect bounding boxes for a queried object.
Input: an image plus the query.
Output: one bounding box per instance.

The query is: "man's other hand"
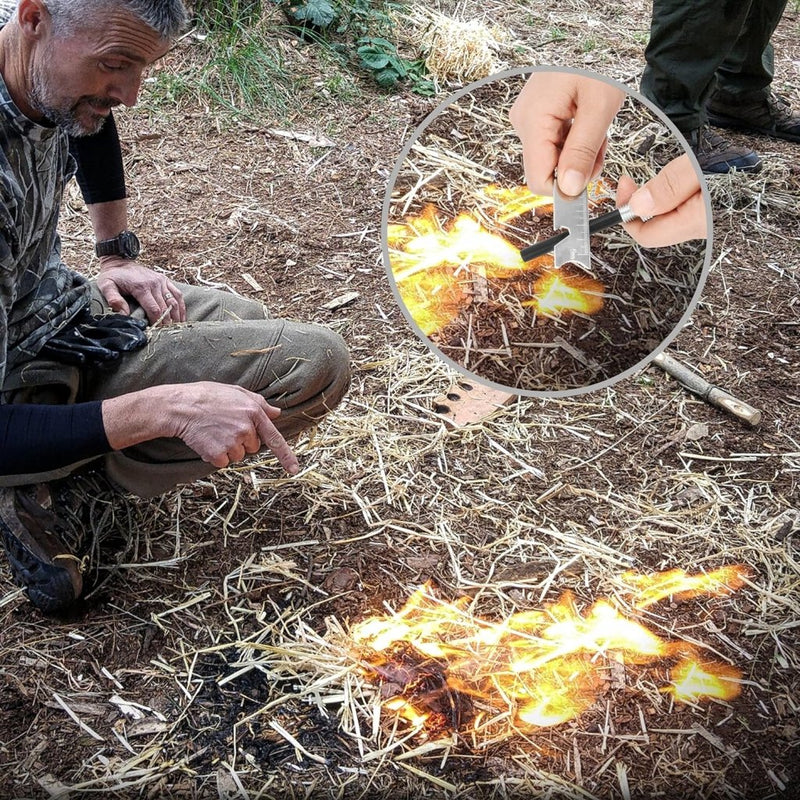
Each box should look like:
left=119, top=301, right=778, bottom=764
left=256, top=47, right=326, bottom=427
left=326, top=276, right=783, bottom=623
left=97, top=259, right=186, bottom=324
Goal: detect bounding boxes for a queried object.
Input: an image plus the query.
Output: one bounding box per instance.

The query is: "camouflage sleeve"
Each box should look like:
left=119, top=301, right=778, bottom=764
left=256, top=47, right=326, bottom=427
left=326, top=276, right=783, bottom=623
left=0, top=152, right=21, bottom=390
left=0, top=2, right=15, bottom=28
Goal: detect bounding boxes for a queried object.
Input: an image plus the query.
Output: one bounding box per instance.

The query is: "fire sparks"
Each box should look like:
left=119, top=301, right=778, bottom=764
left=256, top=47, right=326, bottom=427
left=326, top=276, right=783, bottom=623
left=388, top=205, right=527, bottom=284
left=388, top=186, right=607, bottom=336
left=666, top=657, right=743, bottom=704
left=476, top=184, right=554, bottom=224
left=352, top=566, right=751, bottom=738
left=525, top=270, right=605, bottom=316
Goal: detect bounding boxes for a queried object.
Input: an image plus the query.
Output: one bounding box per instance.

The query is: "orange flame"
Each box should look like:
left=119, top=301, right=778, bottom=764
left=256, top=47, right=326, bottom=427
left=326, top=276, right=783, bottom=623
left=525, top=270, right=605, bottom=316
left=666, top=656, right=742, bottom=703
left=623, top=565, right=750, bottom=609
left=388, top=187, right=606, bottom=336
left=389, top=204, right=528, bottom=284
left=352, top=566, right=750, bottom=737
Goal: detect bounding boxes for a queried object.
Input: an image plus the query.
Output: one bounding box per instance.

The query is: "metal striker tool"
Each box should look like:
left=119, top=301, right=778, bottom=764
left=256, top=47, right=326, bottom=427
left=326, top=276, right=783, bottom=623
left=519, top=183, right=644, bottom=265
left=553, top=180, right=590, bottom=271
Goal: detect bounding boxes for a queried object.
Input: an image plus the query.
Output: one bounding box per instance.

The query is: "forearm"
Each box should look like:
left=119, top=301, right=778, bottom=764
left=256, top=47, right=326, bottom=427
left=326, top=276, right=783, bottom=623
left=101, top=385, right=173, bottom=450
left=0, top=387, right=175, bottom=477
left=69, top=111, right=126, bottom=206
left=88, top=198, right=129, bottom=244
left=68, top=110, right=130, bottom=248
left=1, top=382, right=299, bottom=477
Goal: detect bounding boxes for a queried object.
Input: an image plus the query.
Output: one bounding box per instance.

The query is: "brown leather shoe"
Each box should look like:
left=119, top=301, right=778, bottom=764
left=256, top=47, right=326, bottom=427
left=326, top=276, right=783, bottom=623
left=707, top=90, right=800, bottom=143
left=686, top=126, right=762, bottom=174
left=0, top=486, right=83, bottom=613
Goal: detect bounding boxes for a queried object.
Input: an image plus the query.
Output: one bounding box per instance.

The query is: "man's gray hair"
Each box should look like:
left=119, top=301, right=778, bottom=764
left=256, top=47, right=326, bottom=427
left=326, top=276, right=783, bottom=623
left=43, top=0, right=188, bottom=39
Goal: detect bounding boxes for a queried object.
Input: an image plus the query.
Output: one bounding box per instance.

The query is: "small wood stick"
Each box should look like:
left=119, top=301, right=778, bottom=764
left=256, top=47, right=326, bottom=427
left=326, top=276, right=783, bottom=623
left=653, top=352, right=762, bottom=427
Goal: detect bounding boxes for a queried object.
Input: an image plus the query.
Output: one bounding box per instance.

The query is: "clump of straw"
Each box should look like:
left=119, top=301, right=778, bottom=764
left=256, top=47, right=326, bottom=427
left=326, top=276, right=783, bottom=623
left=399, top=7, right=514, bottom=83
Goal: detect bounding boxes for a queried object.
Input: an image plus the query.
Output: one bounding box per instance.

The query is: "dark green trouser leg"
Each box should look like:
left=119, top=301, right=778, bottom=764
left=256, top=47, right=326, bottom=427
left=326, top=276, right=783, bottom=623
left=716, top=0, right=787, bottom=96
left=641, top=0, right=785, bottom=133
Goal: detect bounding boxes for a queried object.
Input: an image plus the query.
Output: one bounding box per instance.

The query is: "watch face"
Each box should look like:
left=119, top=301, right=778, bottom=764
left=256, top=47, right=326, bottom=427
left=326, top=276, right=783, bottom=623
left=119, top=230, right=141, bottom=259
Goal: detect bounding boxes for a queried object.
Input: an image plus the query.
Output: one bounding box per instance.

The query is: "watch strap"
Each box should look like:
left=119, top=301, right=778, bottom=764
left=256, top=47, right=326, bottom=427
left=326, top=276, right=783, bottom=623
left=95, top=230, right=140, bottom=259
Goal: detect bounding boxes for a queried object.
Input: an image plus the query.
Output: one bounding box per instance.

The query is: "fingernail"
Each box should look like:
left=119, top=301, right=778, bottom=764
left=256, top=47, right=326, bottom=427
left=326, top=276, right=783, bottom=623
left=629, top=186, right=656, bottom=219
left=559, top=169, right=586, bottom=196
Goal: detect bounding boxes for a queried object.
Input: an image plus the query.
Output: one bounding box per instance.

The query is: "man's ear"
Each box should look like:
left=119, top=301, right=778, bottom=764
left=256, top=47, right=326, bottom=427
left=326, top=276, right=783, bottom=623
left=16, top=0, right=52, bottom=41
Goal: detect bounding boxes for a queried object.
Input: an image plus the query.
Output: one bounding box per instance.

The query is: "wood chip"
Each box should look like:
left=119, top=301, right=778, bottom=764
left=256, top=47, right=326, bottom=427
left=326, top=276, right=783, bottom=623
left=241, top=272, right=264, bottom=292
left=321, top=291, right=360, bottom=310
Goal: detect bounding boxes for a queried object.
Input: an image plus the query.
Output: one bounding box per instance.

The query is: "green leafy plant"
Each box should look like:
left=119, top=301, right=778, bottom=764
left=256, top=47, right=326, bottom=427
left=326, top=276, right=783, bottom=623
left=355, top=37, right=434, bottom=95
left=334, top=0, right=397, bottom=38
left=356, top=36, right=409, bottom=88
left=282, top=0, right=338, bottom=30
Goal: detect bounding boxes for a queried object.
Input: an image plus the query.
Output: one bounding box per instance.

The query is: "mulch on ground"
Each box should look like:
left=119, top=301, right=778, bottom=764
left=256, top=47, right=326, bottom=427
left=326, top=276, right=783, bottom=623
left=1, top=1, right=798, bottom=798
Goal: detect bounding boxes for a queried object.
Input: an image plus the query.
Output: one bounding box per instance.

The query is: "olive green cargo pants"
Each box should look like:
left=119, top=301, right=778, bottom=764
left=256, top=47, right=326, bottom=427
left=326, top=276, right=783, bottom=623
left=640, top=0, right=788, bottom=133
left=1, top=283, right=350, bottom=497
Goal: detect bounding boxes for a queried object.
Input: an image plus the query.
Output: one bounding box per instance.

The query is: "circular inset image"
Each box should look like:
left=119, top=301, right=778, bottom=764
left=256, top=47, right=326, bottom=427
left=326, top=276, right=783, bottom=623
left=382, top=67, right=712, bottom=397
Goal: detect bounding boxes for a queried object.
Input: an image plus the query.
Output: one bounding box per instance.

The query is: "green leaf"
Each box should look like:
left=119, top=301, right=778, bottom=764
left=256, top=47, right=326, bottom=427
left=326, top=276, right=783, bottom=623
left=291, top=0, right=337, bottom=27
left=359, top=50, right=391, bottom=69
left=375, top=68, right=400, bottom=88
left=386, top=54, right=408, bottom=77
left=357, top=35, right=394, bottom=50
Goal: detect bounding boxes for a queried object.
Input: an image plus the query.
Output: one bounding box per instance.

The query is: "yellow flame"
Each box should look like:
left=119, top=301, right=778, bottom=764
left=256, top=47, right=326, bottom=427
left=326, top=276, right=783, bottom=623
left=389, top=206, right=526, bottom=284
left=476, top=184, right=552, bottom=223
left=517, top=660, right=599, bottom=727
left=624, top=565, right=751, bottom=610
left=385, top=697, right=430, bottom=727
left=353, top=567, right=749, bottom=736
left=668, top=657, right=742, bottom=703
left=524, top=270, right=605, bottom=316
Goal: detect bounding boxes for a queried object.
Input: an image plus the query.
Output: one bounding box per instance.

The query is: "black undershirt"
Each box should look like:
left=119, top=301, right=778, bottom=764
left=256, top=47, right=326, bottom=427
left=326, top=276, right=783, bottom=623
left=69, top=111, right=127, bottom=205
left=0, top=402, right=110, bottom=475
left=1, top=113, right=126, bottom=474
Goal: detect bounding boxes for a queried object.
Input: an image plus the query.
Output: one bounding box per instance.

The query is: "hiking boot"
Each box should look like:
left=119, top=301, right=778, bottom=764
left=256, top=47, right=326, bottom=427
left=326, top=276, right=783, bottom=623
left=0, top=486, right=83, bottom=613
left=707, top=90, right=800, bottom=143
left=685, top=126, right=762, bottom=174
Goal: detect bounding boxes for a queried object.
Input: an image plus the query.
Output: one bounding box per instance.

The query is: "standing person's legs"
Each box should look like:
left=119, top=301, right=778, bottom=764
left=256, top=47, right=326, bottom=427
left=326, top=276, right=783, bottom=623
left=715, top=0, right=786, bottom=95
left=641, top=0, right=762, bottom=172
left=707, top=0, right=799, bottom=141
left=641, top=0, right=755, bottom=132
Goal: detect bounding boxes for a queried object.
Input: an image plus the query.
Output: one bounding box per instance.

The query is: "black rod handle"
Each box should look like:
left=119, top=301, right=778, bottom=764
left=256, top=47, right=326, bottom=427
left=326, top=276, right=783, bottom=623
left=519, top=206, right=637, bottom=263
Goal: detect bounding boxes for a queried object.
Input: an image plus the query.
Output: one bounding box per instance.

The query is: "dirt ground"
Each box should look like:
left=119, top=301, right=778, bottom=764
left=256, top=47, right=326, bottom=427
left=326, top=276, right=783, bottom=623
left=1, top=1, right=798, bottom=799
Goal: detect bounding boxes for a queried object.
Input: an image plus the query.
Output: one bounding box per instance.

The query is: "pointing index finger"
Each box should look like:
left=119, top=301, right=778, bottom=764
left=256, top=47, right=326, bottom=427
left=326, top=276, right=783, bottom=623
left=255, top=413, right=299, bottom=475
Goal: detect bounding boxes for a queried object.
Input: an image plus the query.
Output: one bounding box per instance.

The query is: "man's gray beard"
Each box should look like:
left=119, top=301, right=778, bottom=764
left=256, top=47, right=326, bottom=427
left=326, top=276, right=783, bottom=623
left=28, top=82, right=106, bottom=138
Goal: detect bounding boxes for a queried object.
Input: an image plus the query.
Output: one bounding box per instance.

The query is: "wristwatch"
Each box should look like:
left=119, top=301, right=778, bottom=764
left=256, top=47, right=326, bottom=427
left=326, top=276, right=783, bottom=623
left=95, top=230, right=141, bottom=259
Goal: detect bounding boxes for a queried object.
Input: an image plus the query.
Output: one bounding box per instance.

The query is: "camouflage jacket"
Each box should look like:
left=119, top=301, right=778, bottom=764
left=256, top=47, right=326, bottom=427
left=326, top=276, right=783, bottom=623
left=0, top=36, right=91, bottom=392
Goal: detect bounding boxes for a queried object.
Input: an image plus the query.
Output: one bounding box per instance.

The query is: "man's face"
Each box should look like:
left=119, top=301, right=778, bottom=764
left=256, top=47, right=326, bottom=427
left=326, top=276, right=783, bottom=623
left=28, top=9, right=170, bottom=136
